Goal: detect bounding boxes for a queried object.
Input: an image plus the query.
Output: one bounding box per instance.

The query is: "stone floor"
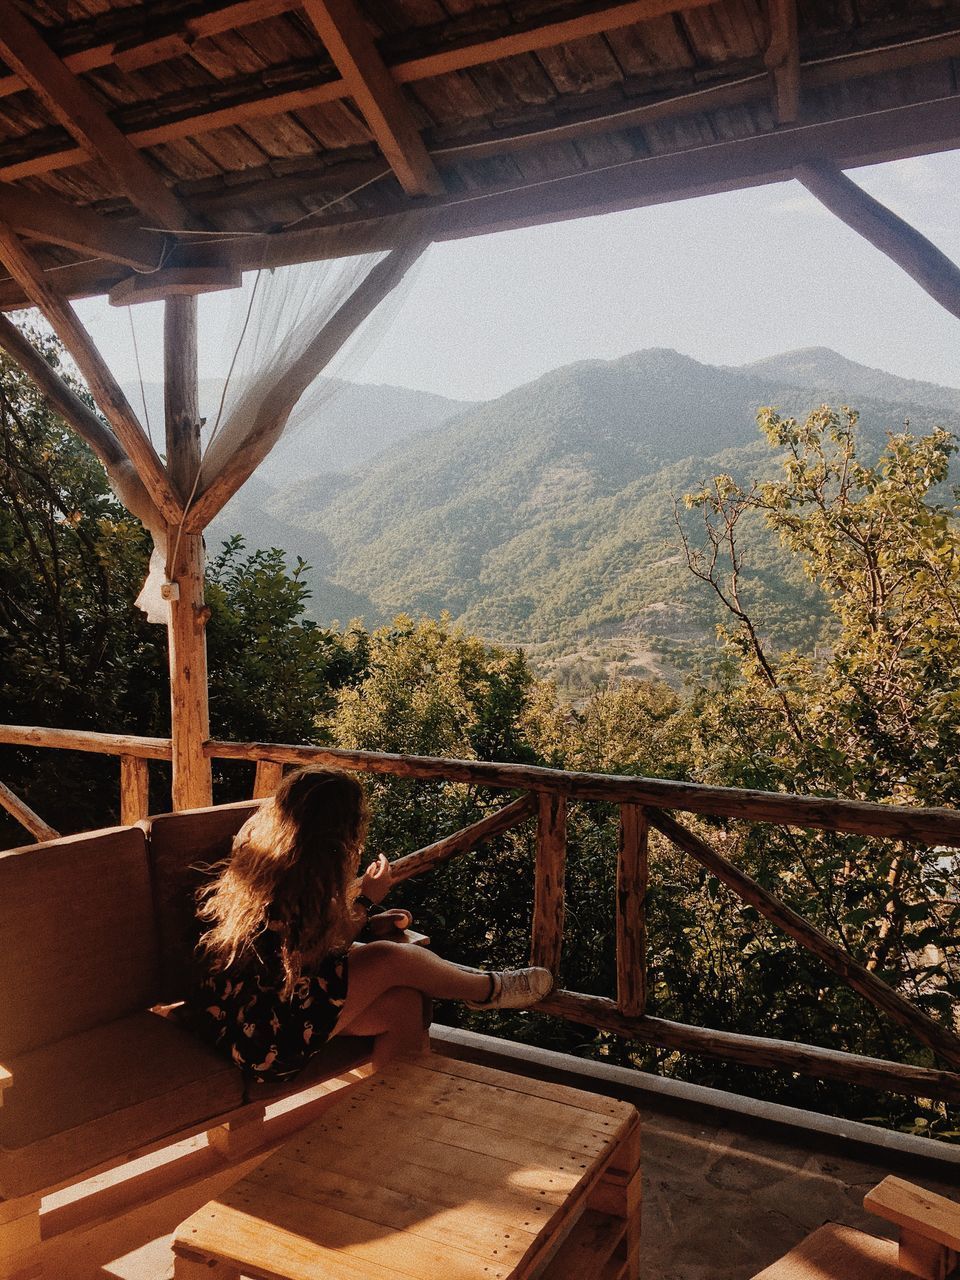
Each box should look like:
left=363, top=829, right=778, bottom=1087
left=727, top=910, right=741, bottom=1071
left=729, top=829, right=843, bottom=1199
left=34, top=1030, right=960, bottom=1280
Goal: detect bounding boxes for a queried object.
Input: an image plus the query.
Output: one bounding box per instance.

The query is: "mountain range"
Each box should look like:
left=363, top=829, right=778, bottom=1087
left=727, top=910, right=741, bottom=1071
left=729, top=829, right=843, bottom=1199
left=199, top=347, right=960, bottom=683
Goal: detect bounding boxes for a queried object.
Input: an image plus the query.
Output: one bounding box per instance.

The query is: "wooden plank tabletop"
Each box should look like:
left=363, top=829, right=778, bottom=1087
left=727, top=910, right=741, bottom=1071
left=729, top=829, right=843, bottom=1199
left=174, top=1054, right=638, bottom=1280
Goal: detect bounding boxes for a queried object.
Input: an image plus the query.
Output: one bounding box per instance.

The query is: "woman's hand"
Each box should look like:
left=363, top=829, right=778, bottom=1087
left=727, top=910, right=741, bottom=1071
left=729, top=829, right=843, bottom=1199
left=364, top=908, right=413, bottom=938
left=360, top=852, right=394, bottom=904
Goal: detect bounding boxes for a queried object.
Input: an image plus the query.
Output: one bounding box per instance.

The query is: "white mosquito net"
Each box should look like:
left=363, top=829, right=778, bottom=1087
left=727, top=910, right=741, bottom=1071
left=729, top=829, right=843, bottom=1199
left=125, top=236, right=428, bottom=623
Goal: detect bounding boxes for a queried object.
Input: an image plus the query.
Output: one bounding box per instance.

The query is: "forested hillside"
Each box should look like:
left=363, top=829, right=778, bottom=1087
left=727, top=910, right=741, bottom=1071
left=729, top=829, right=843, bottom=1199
left=219, top=347, right=960, bottom=680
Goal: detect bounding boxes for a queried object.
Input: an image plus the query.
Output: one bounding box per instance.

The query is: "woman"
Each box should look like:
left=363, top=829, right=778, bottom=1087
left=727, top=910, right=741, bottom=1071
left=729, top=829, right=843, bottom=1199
left=189, top=766, right=553, bottom=1079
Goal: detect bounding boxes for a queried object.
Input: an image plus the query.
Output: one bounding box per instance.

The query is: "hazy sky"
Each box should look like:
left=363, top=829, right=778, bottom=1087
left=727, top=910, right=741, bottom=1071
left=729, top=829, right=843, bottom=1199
left=75, top=149, right=960, bottom=404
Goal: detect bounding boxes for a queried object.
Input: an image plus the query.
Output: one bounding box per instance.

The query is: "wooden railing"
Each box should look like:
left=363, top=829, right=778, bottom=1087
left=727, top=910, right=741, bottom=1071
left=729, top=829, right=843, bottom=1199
left=3, top=723, right=960, bottom=1108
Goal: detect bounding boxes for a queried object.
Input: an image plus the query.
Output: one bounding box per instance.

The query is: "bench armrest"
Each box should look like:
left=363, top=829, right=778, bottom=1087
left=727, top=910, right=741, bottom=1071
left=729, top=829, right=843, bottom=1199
left=865, top=1176, right=960, bottom=1251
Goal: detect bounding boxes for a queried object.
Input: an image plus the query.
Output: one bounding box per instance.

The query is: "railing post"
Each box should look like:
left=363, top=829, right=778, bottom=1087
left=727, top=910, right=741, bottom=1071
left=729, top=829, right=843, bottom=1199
left=617, top=803, right=648, bottom=1017
left=253, top=759, right=284, bottom=799
left=120, top=754, right=150, bottom=825
left=531, top=791, right=566, bottom=974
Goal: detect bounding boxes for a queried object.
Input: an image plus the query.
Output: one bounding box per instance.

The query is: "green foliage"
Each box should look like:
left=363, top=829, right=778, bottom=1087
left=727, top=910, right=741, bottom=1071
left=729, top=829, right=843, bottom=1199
left=0, top=331, right=168, bottom=835
left=206, top=537, right=365, bottom=746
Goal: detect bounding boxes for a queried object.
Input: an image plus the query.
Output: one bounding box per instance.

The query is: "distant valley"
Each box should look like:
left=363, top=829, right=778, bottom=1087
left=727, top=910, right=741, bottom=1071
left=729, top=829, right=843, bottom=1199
left=164, top=348, right=960, bottom=686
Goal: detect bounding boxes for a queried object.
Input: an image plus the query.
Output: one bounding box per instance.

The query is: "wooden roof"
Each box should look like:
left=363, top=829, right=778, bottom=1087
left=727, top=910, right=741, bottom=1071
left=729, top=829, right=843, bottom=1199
left=0, top=0, right=958, bottom=305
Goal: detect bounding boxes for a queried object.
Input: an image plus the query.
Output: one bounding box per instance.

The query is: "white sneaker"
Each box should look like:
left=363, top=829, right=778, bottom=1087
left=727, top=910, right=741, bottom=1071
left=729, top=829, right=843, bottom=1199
left=466, top=967, right=554, bottom=1010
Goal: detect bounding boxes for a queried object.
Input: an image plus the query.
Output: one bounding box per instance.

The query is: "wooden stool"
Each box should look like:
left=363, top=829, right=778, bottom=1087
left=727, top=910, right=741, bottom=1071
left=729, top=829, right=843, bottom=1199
left=173, top=1054, right=641, bottom=1280
left=752, top=1177, right=960, bottom=1280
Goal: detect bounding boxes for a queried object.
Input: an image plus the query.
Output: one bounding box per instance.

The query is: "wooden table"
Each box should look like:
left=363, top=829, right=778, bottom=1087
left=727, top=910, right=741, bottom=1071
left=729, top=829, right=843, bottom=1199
left=172, top=1053, right=641, bottom=1280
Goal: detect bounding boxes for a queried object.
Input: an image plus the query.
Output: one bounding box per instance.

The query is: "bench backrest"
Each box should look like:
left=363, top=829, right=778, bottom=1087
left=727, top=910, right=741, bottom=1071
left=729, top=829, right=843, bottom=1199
left=0, top=826, right=157, bottom=1058
left=145, top=801, right=259, bottom=1002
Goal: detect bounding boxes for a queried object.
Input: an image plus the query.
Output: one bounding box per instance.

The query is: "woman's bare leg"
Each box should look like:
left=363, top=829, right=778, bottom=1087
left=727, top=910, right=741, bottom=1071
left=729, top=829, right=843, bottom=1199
left=335, top=986, right=429, bottom=1068
left=331, top=941, right=492, bottom=1038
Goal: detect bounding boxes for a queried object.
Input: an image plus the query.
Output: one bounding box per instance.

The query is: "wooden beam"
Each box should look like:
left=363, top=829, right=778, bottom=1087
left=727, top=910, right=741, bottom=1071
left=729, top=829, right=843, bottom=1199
left=0, top=310, right=163, bottom=532
left=185, top=238, right=428, bottom=530
left=163, top=294, right=213, bottom=811
left=0, top=223, right=182, bottom=524
left=796, top=160, right=960, bottom=323
left=0, top=724, right=171, bottom=759
left=647, top=807, right=960, bottom=1068
left=0, top=312, right=124, bottom=469
left=108, top=267, right=242, bottom=308
left=0, top=1, right=192, bottom=230
left=864, top=1178, right=960, bottom=1254
left=765, top=0, right=800, bottom=124
left=0, top=779, right=58, bottom=843
left=0, top=183, right=164, bottom=269
left=302, top=0, right=443, bottom=197
left=392, top=795, right=537, bottom=882
left=538, top=990, right=960, bottom=1104
left=204, top=737, right=960, bottom=848
left=394, top=0, right=715, bottom=84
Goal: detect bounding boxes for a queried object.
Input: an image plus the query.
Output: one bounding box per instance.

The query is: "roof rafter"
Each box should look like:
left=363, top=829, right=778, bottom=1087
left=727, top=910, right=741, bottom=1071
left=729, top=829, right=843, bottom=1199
left=765, top=0, right=800, bottom=124
left=0, top=181, right=165, bottom=269
left=301, top=0, right=443, bottom=197
left=0, top=0, right=193, bottom=231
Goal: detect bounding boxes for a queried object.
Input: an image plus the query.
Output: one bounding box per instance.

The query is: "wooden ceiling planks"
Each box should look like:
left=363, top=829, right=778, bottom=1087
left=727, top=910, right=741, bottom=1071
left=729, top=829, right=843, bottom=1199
left=0, top=0, right=951, bottom=297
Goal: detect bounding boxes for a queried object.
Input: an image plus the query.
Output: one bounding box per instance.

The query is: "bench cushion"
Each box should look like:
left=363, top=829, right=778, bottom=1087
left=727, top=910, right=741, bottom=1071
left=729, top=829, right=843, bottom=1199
left=146, top=802, right=259, bottom=1002
left=0, top=1009, right=244, bottom=1197
left=0, top=826, right=157, bottom=1058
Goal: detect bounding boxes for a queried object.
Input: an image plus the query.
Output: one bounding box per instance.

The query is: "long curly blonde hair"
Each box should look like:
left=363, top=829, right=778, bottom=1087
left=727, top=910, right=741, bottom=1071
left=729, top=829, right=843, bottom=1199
left=197, top=767, right=369, bottom=998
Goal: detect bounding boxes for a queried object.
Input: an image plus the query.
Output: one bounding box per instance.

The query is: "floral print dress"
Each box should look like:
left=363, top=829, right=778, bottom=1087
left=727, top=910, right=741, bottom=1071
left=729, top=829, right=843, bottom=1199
left=189, top=917, right=349, bottom=1083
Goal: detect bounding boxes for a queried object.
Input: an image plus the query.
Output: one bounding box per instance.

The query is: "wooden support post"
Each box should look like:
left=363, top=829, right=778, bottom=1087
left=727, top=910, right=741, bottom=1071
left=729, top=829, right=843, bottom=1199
left=531, top=792, right=567, bottom=974
left=206, top=1105, right=267, bottom=1161
left=120, top=755, right=150, bottom=824
left=587, top=1118, right=641, bottom=1280
left=616, top=805, right=648, bottom=1017
left=164, top=295, right=212, bottom=811
left=796, top=161, right=960, bottom=323
left=252, top=759, right=284, bottom=799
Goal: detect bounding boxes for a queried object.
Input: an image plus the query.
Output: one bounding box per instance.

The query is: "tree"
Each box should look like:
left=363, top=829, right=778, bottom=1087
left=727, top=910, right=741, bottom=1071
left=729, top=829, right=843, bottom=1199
left=668, top=406, right=960, bottom=1130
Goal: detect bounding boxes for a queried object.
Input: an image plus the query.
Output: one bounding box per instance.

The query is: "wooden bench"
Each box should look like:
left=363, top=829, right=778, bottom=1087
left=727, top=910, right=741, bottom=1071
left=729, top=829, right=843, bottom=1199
left=173, top=1054, right=641, bottom=1280
left=0, top=802, right=374, bottom=1280
left=753, top=1176, right=960, bottom=1280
